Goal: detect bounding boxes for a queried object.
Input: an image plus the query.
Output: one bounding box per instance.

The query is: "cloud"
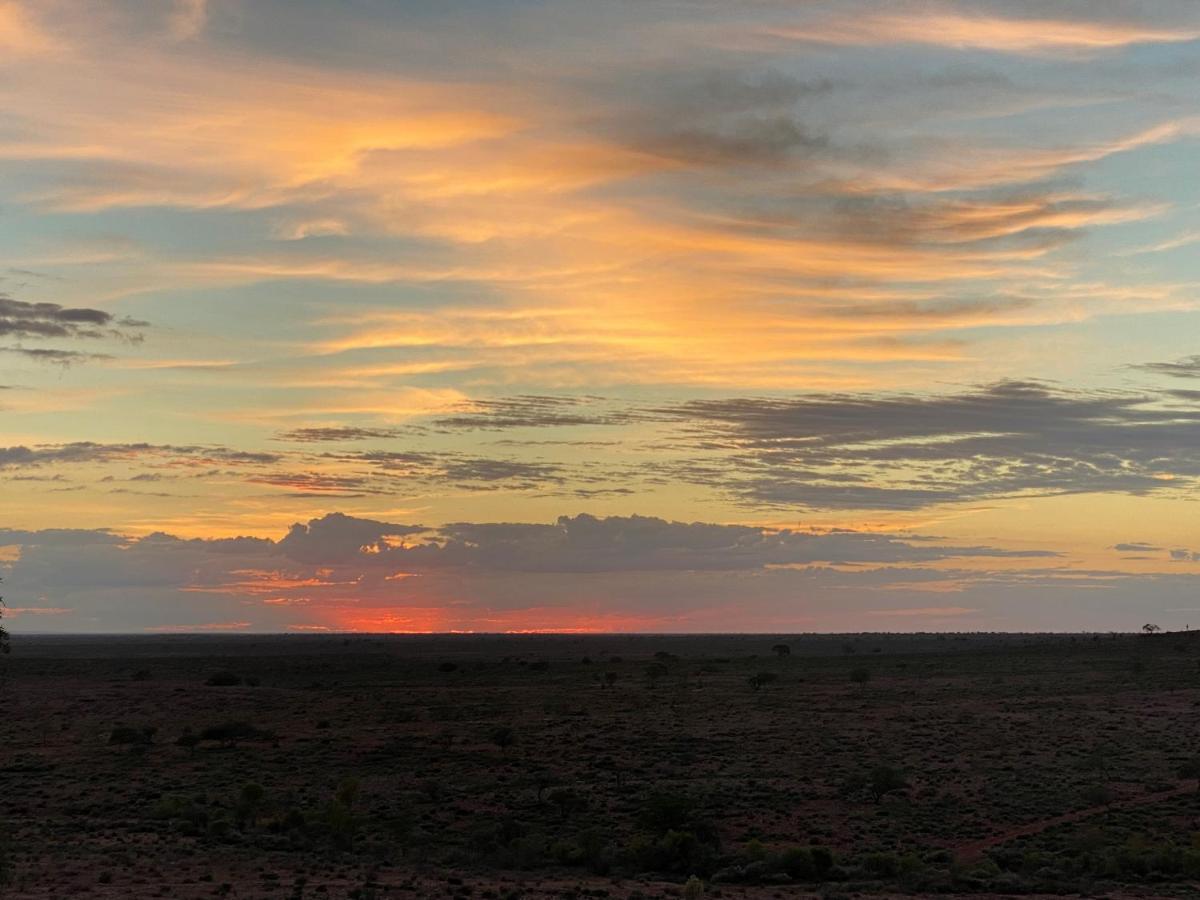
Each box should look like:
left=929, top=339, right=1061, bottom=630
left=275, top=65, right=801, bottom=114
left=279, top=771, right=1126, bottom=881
left=432, top=395, right=634, bottom=430
left=0, top=295, right=146, bottom=340
left=0, top=510, right=1066, bottom=633
left=0, top=442, right=280, bottom=470
left=1, top=347, right=116, bottom=366
left=168, top=0, right=207, bottom=42
left=0, top=294, right=148, bottom=364
left=0, top=296, right=145, bottom=338
left=0, top=527, right=124, bottom=547
left=0, top=1, right=58, bottom=57
left=277, top=512, right=425, bottom=565
left=768, top=10, right=1200, bottom=56
left=1123, top=230, right=1200, bottom=255
left=1114, top=542, right=1163, bottom=553
left=1136, top=355, right=1200, bottom=379
left=1, top=3, right=1183, bottom=393
left=653, top=379, right=1200, bottom=509
left=14, top=510, right=1200, bottom=634
left=274, top=427, right=408, bottom=443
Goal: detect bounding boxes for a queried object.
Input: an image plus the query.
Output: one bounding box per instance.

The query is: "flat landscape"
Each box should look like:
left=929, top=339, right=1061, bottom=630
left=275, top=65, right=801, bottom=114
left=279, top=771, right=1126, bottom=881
left=4, top=632, right=1200, bottom=899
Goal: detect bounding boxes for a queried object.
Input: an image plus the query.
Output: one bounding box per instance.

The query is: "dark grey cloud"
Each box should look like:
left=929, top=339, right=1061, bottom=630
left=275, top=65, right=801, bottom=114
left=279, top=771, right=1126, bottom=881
left=1170, top=549, right=1200, bottom=562
left=0, top=528, right=124, bottom=547
left=652, top=379, right=1200, bottom=510
left=26, top=512, right=1200, bottom=634
left=432, top=395, right=635, bottom=431
left=0, top=294, right=149, bottom=364
left=1, top=511, right=1055, bottom=577
left=1114, top=542, right=1162, bottom=552
left=410, top=513, right=1055, bottom=573
left=246, top=471, right=387, bottom=496
left=0, top=295, right=146, bottom=340
left=275, top=426, right=407, bottom=442
left=277, top=512, right=425, bottom=565
left=0, top=347, right=113, bottom=364
left=1, top=438, right=575, bottom=498
left=0, top=442, right=281, bottom=470
left=1136, top=355, right=1200, bottom=379
left=322, top=449, right=567, bottom=492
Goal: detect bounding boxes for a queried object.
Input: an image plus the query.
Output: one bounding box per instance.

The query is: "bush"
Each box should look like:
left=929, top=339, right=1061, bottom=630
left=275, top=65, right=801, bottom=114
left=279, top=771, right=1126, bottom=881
left=748, top=672, right=779, bottom=690
left=490, top=726, right=516, bottom=751
left=0, top=818, right=11, bottom=886
left=109, top=725, right=156, bottom=746
left=863, top=851, right=901, bottom=877
left=324, top=778, right=361, bottom=850
left=626, top=829, right=716, bottom=875
left=205, top=671, right=242, bottom=687
left=638, top=791, right=699, bottom=834
left=199, top=721, right=274, bottom=746
left=629, top=791, right=720, bottom=875
left=150, top=795, right=209, bottom=834
left=869, top=765, right=907, bottom=802
left=775, top=845, right=835, bottom=880
left=236, top=783, right=267, bottom=828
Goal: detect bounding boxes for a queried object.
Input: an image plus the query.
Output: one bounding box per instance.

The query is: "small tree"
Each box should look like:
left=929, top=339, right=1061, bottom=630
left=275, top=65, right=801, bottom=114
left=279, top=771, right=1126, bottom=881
left=489, top=725, right=516, bottom=753
left=547, top=787, right=585, bottom=821
left=850, top=666, right=871, bottom=688
left=325, top=777, right=360, bottom=850
left=1143, top=623, right=1162, bottom=635
left=603, top=671, right=618, bottom=689
left=771, top=643, right=791, bottom=658
left=645, top=662, right=669, bottom=688
left=869, top=765, right=907, bottom=803
left=236, top=783, right=266, bottom=829
left=1177, top=756, right=1200, bottom=791
left=0, top=579, right=10, bottom=661
left=748, top=671, right=779, bottom=691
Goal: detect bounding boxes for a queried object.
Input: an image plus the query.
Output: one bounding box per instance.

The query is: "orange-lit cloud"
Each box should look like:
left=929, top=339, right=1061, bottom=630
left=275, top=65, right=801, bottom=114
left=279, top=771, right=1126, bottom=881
left=0, top=1, right=58, bottom=57
left=769, top=12, right=1200, bottom=55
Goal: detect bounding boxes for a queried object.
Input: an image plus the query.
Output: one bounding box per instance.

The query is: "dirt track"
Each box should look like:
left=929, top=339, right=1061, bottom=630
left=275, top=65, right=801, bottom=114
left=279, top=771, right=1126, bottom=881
left=955, top=779, right=1200, bottom=862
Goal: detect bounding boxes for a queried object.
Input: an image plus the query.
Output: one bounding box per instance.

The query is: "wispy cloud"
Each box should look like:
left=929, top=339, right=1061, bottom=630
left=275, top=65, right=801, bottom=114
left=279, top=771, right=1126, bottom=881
left=767, top=11, right=1200, bottom=56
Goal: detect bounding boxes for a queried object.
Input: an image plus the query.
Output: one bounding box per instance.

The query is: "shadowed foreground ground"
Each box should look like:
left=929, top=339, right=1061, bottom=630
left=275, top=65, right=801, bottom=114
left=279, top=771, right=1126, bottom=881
left=4, top=631, right=1200, bottom=898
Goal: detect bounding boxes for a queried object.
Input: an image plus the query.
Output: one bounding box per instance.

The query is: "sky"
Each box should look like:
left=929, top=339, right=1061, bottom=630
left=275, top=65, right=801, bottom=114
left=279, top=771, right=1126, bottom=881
left=2, top=0, right=1200, bottom=634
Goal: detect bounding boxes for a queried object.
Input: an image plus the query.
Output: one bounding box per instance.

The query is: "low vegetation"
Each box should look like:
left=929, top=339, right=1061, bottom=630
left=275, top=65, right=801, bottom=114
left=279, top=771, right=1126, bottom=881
left=5, top=631, right=1200, bottom=897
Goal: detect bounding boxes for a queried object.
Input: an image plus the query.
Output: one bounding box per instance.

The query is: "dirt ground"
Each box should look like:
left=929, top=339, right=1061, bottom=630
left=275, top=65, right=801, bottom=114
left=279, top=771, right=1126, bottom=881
left=3, top=631, right=1200, bottom=898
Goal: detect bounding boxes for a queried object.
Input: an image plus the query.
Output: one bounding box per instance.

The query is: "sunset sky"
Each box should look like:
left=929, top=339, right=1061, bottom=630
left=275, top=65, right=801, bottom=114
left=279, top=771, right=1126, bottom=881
left=3, top=0, right=1200, bottom=633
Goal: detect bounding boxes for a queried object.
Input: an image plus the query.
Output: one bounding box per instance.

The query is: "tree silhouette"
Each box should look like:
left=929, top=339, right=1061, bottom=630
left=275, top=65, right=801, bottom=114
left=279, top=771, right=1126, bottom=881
left=1142, top=623, right=1162, bottom=635
left=0, top=578, right=10, bottom=661
left=771, top=643, right=791, bottom=658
